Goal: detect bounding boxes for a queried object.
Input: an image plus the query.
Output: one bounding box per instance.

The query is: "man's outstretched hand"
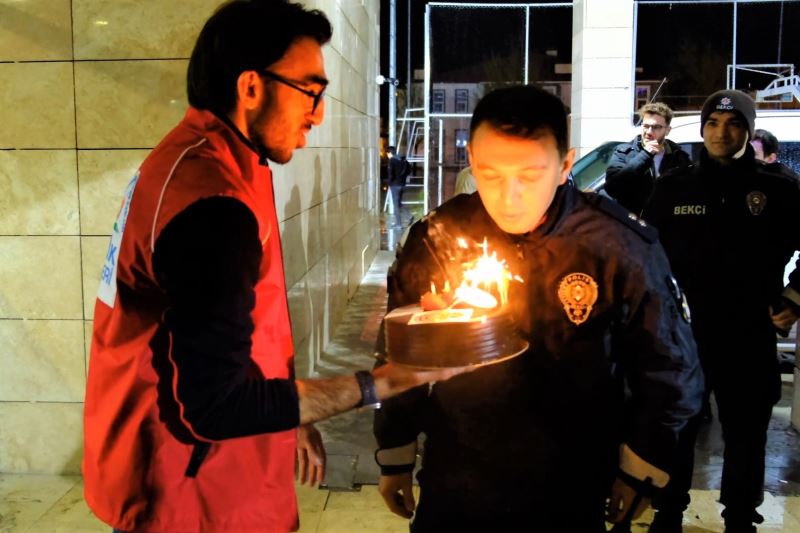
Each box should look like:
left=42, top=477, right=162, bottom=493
left=372, top=362, right=475, bottom=400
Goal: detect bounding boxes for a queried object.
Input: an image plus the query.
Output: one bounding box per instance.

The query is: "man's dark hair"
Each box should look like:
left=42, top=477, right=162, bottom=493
left=469, top=85, right=569, bottom=158
left=753, top=129, right=779, bottom=156
left=187, top=0, right=332, bottom=116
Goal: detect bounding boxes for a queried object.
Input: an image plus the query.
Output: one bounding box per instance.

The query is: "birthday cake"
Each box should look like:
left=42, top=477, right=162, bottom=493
left=384, top=303, right=526, bottom=368
left=384, top=237, right=527, bottom=368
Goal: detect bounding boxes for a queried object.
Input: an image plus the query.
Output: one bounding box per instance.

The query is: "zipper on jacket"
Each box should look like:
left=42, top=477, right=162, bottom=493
left=185, top=442, right=211, bottom=478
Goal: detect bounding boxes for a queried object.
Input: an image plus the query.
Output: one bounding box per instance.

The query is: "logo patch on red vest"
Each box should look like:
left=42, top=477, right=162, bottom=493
left=98, top=171, right=139, bottom=307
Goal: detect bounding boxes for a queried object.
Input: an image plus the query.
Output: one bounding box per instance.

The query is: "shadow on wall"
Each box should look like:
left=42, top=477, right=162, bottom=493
left=284, top=151, right=334, bottom=378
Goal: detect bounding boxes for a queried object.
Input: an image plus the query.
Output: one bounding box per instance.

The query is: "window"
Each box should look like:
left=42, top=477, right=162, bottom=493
left=455, top=89, right=469, bottom=113
left=569, top=141, right=620, bottom=191
left=779, top=142, right=800, bottom=174
left=429, top=125, right=440, bottom=157
left=635, top=85, right=650, bottom=111
left=432, top=89, right=445, bottom=113
left=455, top=129, right=469, bottom=165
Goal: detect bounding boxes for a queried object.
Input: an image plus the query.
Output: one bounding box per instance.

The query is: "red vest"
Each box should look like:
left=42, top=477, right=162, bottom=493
left=83, top=108, right=298, bottom=532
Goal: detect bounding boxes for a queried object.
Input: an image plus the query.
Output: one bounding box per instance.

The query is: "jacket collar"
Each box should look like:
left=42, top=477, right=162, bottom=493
left=184, top=107, right=270, bottom=167
left=697, top=143, right=756, bottom=177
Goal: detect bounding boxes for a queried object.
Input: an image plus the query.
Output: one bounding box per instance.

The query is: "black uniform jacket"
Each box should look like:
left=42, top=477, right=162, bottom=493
left=761, top=159, right=800, bottom=182
left=374, top=184, right=703, bottom=514
left=643, top=147, right=800, bottom=395
left=606, top=136, right=691, bottom=215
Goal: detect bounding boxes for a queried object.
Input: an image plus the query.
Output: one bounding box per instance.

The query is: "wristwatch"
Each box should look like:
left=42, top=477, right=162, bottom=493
left=355, top=370, right=381, bottom=409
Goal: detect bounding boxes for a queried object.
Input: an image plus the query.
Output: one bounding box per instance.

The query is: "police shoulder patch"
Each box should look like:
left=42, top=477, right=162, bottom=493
left=588, top=194, right=658, bottom=243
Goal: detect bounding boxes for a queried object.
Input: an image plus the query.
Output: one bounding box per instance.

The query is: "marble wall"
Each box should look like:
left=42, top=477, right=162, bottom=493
left=0, top=0, right=381, bottom=474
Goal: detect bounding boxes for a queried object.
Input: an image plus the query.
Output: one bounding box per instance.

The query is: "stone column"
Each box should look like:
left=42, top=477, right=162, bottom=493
left=570, top=0, right=635, bottom=158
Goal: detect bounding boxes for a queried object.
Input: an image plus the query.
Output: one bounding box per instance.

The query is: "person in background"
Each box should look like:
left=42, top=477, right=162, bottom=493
left=643, top=90, right=800, bottom=533
left=605, top=102, right=691, bottom=215
left=453, top=165, right=477, bottom=195
left=374, top=86, right=703, bottom=533
left=751, top=128, right=779, bottom=164
left=82, top=2, right=467, bottom=532
left=387, top=145, right=412, bottom=226
left=751, top=128, right=799, bottom=181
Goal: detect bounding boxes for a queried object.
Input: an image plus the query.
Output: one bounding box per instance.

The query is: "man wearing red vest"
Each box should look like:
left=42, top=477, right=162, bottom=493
left=82, top=2, right=466, bottom=532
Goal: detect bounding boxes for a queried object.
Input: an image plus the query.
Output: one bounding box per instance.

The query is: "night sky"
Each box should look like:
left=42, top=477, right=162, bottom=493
left=378, top=0, right=800, bottom=115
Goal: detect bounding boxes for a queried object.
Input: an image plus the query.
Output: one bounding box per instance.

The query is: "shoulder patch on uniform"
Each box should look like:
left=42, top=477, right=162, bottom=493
left=588, top=194, right=658, bottom=243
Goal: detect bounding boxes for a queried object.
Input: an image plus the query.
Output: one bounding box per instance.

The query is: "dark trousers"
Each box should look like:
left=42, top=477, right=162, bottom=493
left=409, top=486, right=607, bottom=533
left=655, top=378, right=776, bottom=516
left=389, top=184, right=404, bottom=223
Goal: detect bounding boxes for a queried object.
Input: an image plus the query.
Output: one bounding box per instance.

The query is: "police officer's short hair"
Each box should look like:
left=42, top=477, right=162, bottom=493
left=753, top=129, right=779, bottom=157
left=638, top=102, right=674, bottom=125
left=187, top=0, right=332, bottom=116
left=469, top=86, right=569, bottom=158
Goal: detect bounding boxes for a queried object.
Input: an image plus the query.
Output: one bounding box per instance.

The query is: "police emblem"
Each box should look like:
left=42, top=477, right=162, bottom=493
left=745, top=191, right=766, bottom=215
left=557, top=273, right=599, bottom=325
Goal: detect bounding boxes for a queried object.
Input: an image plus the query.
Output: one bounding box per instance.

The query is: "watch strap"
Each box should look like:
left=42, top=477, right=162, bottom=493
left=355, top=370, right=380, bottom=409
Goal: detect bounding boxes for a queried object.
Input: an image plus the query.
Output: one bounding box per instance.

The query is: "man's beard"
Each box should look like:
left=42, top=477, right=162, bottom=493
left=249, top=99, right=292, bottom=164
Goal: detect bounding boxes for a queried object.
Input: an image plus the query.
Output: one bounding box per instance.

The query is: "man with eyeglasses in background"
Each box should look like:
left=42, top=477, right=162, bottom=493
left=606, top=102, right=691, bottom=215
left=82, top=2, right=467, bottom=532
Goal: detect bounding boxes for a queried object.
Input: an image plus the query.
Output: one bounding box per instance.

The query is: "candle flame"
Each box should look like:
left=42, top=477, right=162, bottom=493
left=454, top=285, right=497, bottom=308
left=456, top=237, right=517, bottom=307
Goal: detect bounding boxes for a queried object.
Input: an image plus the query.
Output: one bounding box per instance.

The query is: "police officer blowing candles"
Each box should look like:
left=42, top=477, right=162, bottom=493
left=374, top=86, right=704, bottom=533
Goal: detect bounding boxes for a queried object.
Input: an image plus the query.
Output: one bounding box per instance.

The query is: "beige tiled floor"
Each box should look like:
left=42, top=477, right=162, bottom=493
left=1, top=474, right=799, bottom=532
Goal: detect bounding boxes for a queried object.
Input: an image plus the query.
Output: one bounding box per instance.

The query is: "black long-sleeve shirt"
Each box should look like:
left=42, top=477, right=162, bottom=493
left=152, top=196, right=299, bottom=441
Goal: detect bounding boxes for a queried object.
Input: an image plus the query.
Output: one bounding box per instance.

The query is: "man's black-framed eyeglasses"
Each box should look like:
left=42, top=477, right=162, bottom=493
left=261, top=70, right=325, bottom=113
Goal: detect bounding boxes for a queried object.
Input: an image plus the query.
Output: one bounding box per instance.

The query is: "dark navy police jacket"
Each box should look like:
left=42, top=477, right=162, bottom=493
left=375, top=184, right=704, bottom=521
